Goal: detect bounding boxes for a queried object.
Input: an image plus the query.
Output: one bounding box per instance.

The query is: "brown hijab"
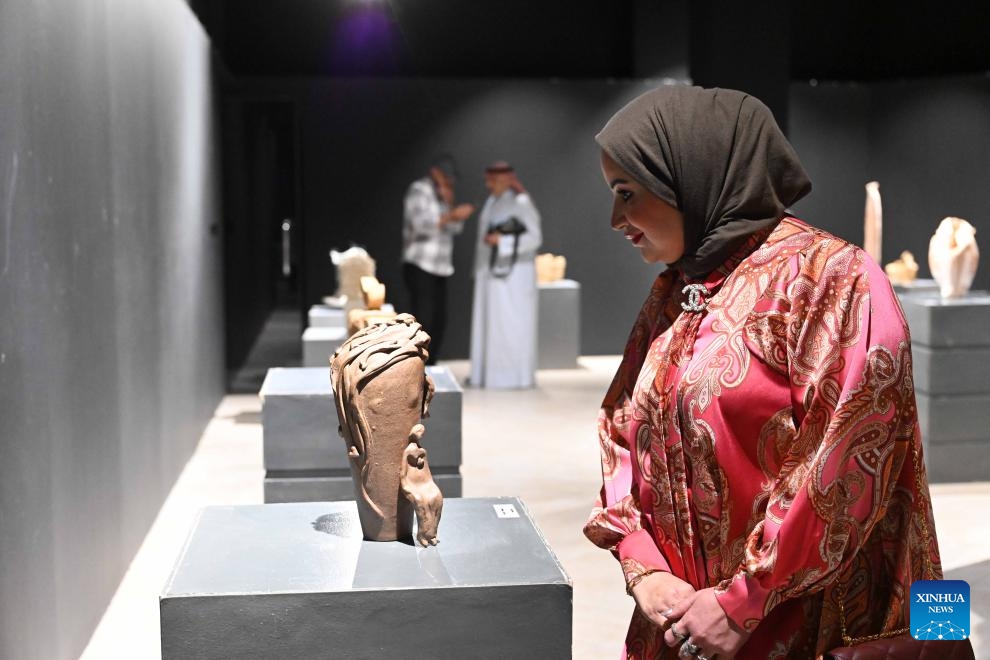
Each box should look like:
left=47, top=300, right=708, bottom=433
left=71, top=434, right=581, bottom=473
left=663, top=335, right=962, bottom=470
left=596, top=85, right=811, bottom=279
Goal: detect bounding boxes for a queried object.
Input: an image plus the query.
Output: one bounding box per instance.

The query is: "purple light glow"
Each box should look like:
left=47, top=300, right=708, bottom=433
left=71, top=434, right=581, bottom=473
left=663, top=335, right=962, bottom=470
left=331, top=6, right=401, bottom=73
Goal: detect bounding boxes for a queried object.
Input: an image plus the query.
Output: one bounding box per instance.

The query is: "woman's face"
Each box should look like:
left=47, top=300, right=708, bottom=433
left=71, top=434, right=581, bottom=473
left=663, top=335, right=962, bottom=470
left=600, top=151, right=685, bottom=265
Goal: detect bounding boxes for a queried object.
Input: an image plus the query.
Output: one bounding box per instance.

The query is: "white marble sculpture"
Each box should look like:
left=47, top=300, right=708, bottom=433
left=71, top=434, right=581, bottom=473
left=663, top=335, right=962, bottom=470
left=929, top=217, right=979, bottom=298
left=863, top=181, right=882, bottom=265
left=327, top=247, right=377, bottom=312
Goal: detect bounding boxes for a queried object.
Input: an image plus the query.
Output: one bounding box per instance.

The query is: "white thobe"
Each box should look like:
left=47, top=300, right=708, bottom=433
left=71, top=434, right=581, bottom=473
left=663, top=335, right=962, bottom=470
left=469, top=190, right=542, bottom=388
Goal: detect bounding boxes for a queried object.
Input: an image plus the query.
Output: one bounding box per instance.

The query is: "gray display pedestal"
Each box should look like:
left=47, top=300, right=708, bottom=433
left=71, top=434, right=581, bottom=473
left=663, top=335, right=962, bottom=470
left=307, top=303, right=396, bottom=330
left=892, top=277, right=940, bottom=296
left=307, top=304, right=346, bottom=329
left=900, top=290, right=990, bottom=481
left=160, top=497, right=572, bottom=660
left=261, top=365, right=462, bottom=502
left=538, top=279, right=581, bottom=369
left=301, top=326, right=347, bottom=367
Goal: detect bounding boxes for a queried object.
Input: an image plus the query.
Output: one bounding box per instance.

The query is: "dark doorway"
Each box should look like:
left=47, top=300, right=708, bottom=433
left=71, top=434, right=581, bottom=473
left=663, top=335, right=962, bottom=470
left=223, top=98, right=304, bottom=392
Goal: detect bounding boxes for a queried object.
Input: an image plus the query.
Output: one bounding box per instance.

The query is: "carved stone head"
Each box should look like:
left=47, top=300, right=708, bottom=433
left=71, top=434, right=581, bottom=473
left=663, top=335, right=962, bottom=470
left=330, top=314, right=443, bottom=545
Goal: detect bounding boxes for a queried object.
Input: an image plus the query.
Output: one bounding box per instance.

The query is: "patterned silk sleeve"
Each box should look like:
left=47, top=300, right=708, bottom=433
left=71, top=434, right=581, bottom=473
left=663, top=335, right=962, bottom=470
left=584, top=273, right=677, bottom=578
left=715, top=241, right=939, bottom=631
left=586, top=402, right=672, bottom=580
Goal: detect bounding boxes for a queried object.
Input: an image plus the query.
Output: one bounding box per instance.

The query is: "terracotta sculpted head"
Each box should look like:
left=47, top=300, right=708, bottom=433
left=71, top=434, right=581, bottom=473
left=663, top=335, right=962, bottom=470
left=330, top=314, right=443, bottom=545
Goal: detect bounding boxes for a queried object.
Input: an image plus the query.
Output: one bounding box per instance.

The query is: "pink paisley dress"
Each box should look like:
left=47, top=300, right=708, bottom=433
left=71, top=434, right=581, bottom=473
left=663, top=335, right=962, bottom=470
left=584, top=217, right=941, bottom=659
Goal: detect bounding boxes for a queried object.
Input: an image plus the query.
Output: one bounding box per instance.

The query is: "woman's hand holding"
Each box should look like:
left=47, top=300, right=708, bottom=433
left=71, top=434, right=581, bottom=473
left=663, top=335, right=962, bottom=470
left=662, top=588, right=750, bottom=660
left=629, top=572, right=696, bottom=631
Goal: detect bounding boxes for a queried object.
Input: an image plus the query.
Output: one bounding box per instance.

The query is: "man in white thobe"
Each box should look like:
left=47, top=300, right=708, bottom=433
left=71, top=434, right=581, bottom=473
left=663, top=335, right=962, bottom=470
left=469, top=162, right=542, bottom=388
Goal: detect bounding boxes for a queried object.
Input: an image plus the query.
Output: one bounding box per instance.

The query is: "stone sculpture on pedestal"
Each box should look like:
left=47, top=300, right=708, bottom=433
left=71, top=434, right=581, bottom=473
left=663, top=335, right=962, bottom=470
left=326, top=247, right=377, bottom=312
left=330, top=314, right=443, bottom=546
left=346, top=276, right=398, bottom=336
left=929, top=217, right=979, bottom=298
left=884, top=250, right=919, bottom=286
left=863, top=181, right=882, bottom=265
left=360, top=276, right=386, bottom=310
left=535, top=253, right=567, bottom=284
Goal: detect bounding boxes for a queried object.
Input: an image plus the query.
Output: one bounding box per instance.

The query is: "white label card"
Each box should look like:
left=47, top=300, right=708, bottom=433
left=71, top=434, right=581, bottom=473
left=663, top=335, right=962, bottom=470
left=493, top=504, right=519, bottom=519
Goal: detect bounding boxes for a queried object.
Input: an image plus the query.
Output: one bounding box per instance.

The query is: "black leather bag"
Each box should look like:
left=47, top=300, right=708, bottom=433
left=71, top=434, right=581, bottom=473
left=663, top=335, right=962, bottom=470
left=491, top=217, right=527, bottom=236
left=488, top=216, right=527, bottom=278
left=824, top=635, right=974, bottom=659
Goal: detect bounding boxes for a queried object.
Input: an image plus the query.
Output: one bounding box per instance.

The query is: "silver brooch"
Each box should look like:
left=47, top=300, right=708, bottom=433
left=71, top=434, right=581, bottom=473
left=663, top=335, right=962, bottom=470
left=681, top=283, right=710, bottom=312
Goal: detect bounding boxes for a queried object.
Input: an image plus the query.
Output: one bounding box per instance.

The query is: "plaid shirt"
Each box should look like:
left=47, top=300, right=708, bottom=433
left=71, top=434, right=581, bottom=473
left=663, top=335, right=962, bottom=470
left=402, top=177, right=464, bottom=277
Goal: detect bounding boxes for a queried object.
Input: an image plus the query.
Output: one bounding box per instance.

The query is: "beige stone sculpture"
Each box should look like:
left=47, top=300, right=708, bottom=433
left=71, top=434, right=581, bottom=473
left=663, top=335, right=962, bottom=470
left=360, top=276, right=386, bottom=310
left=535, top=253, right=567, bottom=283
left=929, top=217, right=979, bottom=298
left=884, top=251, right=919, bottom=286
left=325, top=247, right=377, bottom=312
left=330, top=314, right=443, bottom=546
left=346, top=276, right=398, bottom=335
left=863, top=181, right=882, bottom=265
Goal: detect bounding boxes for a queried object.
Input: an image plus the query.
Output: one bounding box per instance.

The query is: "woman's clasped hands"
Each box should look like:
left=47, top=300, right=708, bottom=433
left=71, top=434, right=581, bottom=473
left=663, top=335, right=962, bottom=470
left=630, top=574, right=750, bottom=660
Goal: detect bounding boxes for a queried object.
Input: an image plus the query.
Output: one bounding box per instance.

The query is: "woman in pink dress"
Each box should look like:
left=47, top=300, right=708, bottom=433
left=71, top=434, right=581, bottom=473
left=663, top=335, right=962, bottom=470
left=584, top=86, right=942, bottom=659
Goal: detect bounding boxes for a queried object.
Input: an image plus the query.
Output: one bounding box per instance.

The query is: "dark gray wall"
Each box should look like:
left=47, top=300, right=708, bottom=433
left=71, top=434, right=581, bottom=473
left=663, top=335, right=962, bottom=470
left=690, top=0, right=791, bottom=131
left=239, top=74, right=990, bottom=361
left=868, top=75, right=990, bottom=289
left=0, top=1, right=224, bottom=658
left=790, top=75, right=990, bottom=292
left=788, top=82, right=871, bottom=239
left=221, top=99, right=297, bottom=372
left=242, top=77, right=676, bottom=358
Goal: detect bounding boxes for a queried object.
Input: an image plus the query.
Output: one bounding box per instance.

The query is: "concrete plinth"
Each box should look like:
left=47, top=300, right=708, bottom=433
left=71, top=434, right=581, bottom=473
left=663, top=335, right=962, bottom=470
left=307, top=304, right=347, bottom=329
left=260, top=365, right=463, bottom=502
left=160, top=498, right=572, bottom=660
left=912, top=344, right=990, bottom=395
left=301, top=326, right=347, bottom=367
left=538, top=279, right=581, bottom=369
left=892, top=278, right=940, bottom=297
left=900, top=291, right=990, bottom=347
left=900, top=291, right=990, bottom=482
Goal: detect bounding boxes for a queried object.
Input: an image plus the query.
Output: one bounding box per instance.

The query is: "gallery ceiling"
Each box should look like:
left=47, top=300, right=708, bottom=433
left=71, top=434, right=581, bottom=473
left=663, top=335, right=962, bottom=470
left=189, top=0, right=990, bottom=81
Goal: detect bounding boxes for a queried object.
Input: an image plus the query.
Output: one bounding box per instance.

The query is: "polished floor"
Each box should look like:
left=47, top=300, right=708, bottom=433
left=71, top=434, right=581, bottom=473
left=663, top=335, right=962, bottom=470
left=82, top=356, right=990, bottom=659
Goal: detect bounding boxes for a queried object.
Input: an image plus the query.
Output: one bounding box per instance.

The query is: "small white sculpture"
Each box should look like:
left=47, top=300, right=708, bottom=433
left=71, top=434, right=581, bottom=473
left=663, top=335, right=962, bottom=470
left=535, top=253, right=567, bottom=284
left=928, top=217, right=979, bottom=298
left=884, top=251, right=919, bottom=286
left=327, top=247, right=376, bottom=312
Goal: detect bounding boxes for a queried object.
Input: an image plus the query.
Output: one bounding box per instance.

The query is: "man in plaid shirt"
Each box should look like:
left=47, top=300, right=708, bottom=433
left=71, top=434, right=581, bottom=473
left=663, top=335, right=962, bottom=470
left=402, top=155, right=475, bottom=364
